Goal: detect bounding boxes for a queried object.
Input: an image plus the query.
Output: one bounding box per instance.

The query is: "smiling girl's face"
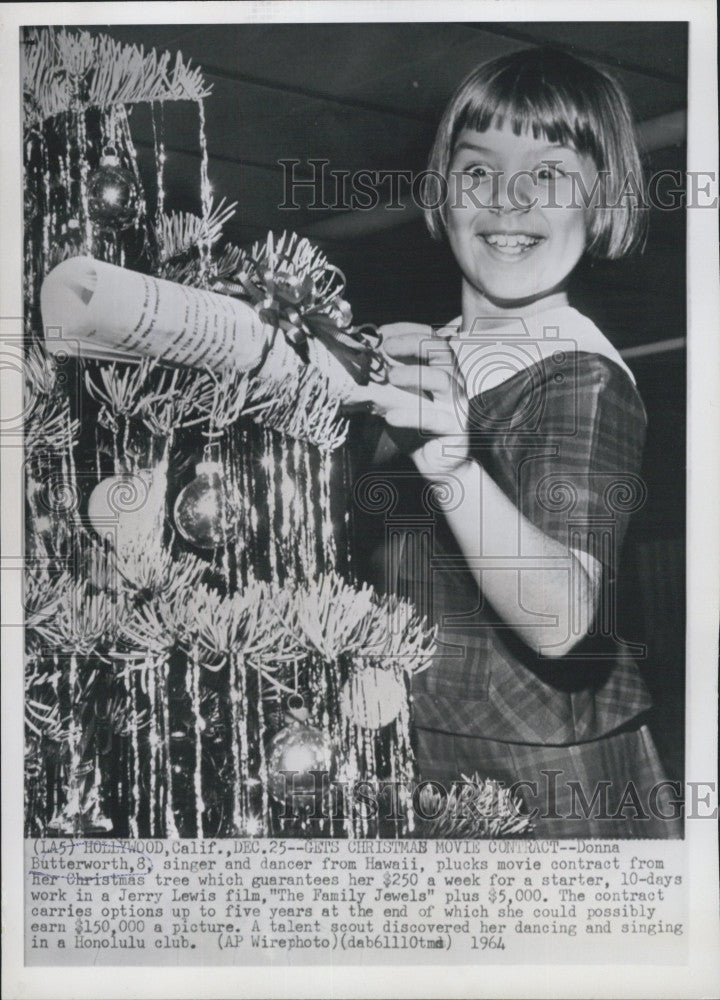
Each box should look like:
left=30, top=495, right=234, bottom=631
left=446, top=121, right=599, bottom=314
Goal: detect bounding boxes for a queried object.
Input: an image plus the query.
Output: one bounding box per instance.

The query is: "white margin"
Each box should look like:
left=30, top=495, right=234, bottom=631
left=2, top=3, right=718, bottom=998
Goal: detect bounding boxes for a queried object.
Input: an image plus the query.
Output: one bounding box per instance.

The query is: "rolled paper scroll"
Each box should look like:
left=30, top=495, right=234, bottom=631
left=40, top=256, right=415, bottom=414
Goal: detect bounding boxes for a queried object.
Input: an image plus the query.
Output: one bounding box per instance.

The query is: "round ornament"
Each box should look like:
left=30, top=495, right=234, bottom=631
left=88, top=146, right=139, bottom=231
left=87, top=469, right=166, bottom=554
left=173, top=461, right=230, bottom=550
left=339, top=666, right=407, bottom=730
left=266, top=722, right=333, bottom=805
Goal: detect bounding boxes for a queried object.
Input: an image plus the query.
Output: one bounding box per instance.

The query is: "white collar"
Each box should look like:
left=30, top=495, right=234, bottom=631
left=443, top=306, right=636, bottom=395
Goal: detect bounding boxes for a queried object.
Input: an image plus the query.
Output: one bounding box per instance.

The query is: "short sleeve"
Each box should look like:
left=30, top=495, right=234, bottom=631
left=469, top=353, right=647, bottom=571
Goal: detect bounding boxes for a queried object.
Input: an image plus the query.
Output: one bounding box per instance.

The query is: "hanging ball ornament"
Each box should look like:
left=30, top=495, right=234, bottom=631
left=173, top=461, right=231, bottom=550
left=266, top=721, right=334, bottom=806
left=87, top=468, right=166, bottom=555
left=88, top=146, right=139, bottom=231
left=339, top=666, right=407, bottom=730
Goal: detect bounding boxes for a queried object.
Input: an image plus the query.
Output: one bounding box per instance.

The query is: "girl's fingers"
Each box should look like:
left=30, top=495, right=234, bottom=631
left=378, top=328, right=467, bottom=436
left=379, top=321, right=459, bottom=341
left=378, top=324, right=431, bottom=362
left=378, top=322, right=434, bottom=341
left=384, top=406, right=462, bottom=436
left=381, top=332, right=433, bottom=361
left=388, top=364, right=456, bottom=396
left=434, top=322, right=460, bottom=339
left=381, top=327, right=456, bottom=366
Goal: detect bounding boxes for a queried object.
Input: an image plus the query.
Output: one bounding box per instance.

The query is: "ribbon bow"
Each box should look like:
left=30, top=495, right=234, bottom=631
left=214, top=232, right=386, bottom=386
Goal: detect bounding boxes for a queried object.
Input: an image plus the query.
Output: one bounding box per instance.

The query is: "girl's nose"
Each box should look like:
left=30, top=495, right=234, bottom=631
left=489, top=170, right=535, bottom=213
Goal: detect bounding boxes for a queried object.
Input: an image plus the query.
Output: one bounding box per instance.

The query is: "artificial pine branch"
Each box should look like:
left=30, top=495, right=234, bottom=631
left=25, top=395, right=80, bottom=457
left=417, top=772, right=533, bottom=839
left=155, top=199, right=238, bottom=281
left=23, top=27, right=211, bottom=125
left=245, top=365, right=349, bottom=451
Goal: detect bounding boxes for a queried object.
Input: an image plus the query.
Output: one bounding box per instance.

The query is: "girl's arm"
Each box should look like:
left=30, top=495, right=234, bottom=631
left=423, top=457, right=601, bottom=657
left=379, top=323, right=601, bottom=658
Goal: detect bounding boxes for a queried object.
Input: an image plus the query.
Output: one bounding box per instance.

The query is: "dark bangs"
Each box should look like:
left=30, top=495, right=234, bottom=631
left=451, top=55, right=607, bottom=169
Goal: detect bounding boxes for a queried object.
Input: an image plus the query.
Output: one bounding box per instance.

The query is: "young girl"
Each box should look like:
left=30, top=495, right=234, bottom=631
left=373, top=47, right=681, bottom=838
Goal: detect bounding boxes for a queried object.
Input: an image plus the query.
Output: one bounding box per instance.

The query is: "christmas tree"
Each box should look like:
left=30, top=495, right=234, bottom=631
left=22, top=27, right=529, bottom=840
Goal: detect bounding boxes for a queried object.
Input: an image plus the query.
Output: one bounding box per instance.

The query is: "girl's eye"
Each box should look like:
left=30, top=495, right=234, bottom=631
left=461, top=164, right=493, bottom=180
left=534, top=164, right=566, bottom=181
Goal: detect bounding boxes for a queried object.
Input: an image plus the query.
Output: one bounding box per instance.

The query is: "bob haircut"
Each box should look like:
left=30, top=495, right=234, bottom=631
left=423, top=47, right=647, bottom=260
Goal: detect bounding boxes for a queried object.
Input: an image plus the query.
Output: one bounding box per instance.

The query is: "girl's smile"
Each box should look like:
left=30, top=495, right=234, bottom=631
left=476, top=231, right=544, bottom=258
left=446, top=121, right=598, bottom=314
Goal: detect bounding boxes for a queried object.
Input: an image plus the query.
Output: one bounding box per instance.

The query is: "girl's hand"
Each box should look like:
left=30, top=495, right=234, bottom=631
left=379, top=322, right=470, bottom=479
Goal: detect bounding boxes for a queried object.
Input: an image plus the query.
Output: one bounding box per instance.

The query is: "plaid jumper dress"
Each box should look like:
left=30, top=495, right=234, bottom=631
left=395, top=348, right=681, bottom=838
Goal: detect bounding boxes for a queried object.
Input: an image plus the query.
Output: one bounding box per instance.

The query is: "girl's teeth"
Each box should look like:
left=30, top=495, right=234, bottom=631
left=482, top=234, right=539, bottom=254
